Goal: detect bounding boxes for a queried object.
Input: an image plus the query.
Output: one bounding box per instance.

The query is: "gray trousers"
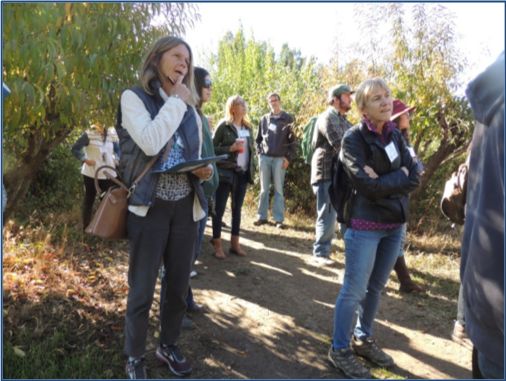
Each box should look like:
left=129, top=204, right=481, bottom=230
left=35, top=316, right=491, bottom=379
left=124, top=194, right=198, bottom=357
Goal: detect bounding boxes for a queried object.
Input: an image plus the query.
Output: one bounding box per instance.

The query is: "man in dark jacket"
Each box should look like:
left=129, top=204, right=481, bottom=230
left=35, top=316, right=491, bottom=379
left=461, top=51, right=504, bottom=379
left=254, top=93, right=295, bottom=229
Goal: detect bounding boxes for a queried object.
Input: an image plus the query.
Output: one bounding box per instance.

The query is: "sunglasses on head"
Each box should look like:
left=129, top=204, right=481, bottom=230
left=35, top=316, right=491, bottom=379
left=203, top=79, right=213, bottom=89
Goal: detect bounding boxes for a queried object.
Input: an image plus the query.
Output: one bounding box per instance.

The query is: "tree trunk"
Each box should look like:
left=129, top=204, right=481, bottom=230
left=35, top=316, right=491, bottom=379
left=3, top=126, right=70, bottom=221
left=410, top=141, right=454, bottom=200
left=410, top=108, right=468, bottom=201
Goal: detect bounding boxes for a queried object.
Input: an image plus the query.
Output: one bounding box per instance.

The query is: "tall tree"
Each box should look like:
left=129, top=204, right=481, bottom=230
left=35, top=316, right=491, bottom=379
left=384, top=3, right=474, bottom=200
left=2, top=3, right=200, bottom=219
left=308, top=3, right=474, bottom=205
left=205, top=26, right=320, bottom=128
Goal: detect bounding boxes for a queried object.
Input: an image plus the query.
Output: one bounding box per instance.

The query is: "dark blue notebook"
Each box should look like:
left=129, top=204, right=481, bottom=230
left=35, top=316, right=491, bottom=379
left=153, top=154, right=229, bottom=173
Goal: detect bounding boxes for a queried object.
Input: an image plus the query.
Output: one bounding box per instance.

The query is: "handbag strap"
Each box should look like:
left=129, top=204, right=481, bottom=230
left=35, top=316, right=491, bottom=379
left=93, top=139, right=173, bottom=197
left=93, top=166, right=127, bottom=194
left=129, top=139, right=173, bottom=196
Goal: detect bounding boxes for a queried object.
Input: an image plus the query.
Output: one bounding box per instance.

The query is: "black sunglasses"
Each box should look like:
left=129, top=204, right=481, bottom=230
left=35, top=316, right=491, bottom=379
left=203, top=79, right=213, bottom=89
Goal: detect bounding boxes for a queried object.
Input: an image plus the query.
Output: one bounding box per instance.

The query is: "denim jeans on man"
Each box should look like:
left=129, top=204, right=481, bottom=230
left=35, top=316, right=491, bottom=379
left=333, top=226, right=403, bottom=349
left=257, top=155, right=286, bottom=223
left=312, top=181, right=337, bottom=257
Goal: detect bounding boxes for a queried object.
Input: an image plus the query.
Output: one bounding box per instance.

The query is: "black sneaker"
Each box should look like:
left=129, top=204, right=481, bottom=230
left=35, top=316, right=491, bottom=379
left=156, top=344, right=192, bottom=377
left=182, top=315, right=197, bottom=330
left=328, top=346, right=371, bottom=379
left=126, top=357, right=147, bottom=379
left=187, top=303, right=206, bottom=314
left=352, top=336, right=394, bottom=367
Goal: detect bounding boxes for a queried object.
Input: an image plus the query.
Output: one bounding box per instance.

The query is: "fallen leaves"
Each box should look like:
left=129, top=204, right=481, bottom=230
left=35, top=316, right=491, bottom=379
left=13, top=346, right=26, bottom=357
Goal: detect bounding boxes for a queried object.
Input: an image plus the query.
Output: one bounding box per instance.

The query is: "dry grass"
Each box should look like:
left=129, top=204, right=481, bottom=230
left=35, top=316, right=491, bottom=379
left=3, top=213, right=130, bottom=378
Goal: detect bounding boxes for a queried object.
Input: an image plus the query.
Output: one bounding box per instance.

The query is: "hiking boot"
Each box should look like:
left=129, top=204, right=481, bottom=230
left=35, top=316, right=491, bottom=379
left=452, top=323, right=473, bottom=350
left=394, top=257, right=426, bottom=293
left=253, top=219, right=268, bottom=226
left=230, top=235, right=247, bottom=256
left=182, top=315, right=196, bottom=330
left=156, top=344, right=192, bottom=377
left=352, top=336, right=394, bottom=367
left=211, top=238, right=226, bottom=259
left=126, top=357, right=147, bottom=379
left=328, top=346, right=371, bottom=379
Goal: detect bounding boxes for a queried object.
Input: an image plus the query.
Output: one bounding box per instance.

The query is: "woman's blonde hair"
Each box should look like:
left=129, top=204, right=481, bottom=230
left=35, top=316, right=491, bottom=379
left=224, top=95, right=252, bottom=128
left=354, top=78, right=391, bottom=112
left=139, top=36, right=199, bottom=107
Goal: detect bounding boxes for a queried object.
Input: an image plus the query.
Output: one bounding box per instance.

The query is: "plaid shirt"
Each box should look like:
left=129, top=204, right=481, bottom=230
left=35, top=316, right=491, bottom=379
left=310, top=106, right=352, bottom=185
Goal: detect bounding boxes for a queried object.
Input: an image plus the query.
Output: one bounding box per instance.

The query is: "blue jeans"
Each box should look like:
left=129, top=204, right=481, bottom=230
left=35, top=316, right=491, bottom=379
left=398, top=223, right=407, bottom=258
left=257, top=155, right=286, bottom=222
left=160, top=205, right=208, bottom=313
left=312, top=181, right=337, bottom=257
left=333, top=226, right=403, bottom=349
left=213, top=172, right=248, bottom=237
left=478, top=350, right=504, bottom=379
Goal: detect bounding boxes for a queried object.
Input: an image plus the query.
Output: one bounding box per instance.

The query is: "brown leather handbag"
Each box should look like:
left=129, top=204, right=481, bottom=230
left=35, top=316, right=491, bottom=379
left=85, top=149, right=166, bottom=239
left=85, top=167, right=130, bottom=239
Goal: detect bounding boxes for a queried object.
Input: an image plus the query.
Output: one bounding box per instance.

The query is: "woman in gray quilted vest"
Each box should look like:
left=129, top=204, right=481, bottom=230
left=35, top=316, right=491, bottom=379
left=117, top=36, right=213, bottom=380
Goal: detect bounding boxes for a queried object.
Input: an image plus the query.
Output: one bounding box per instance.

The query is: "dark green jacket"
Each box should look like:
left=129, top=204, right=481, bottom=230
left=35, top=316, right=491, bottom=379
left=213, top=120, right=256, bottom=184
left=201, top=114, right=219, bottom=197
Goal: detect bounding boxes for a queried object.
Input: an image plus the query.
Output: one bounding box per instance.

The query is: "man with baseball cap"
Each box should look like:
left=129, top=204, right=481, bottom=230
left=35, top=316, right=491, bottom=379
left=310, top=84, right=354, bottom=265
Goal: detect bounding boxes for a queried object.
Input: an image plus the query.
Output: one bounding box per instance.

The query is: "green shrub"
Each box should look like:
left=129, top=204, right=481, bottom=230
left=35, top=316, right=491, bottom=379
left=22, top=137, right=83, bottom=216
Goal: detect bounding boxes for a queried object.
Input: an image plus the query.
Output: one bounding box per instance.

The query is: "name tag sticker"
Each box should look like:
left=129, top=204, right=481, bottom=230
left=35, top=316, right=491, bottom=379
left=385, top=141, right=399, bottom=163
left=176, top=135, right=185, bottom=148
left=408, top=147, right=416, bottom=158
left=268, top=123, right=277, bottom=132
left=239, top=130, right=250, bottom=138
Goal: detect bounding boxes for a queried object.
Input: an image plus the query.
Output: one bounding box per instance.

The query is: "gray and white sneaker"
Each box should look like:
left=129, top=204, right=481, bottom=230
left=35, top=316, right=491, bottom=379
left=352, top=336, right=394, bottom=367
left=328, top=346, right=371, bottom=379
left=156, top=344, right=192, bottom=377
left=126, top=357, right=147, bottom=379
left=313, top=256, right=335, bottom=266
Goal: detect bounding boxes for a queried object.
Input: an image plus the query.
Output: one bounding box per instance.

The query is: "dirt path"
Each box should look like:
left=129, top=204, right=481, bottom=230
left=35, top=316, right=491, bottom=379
left=144, top=212, right=472, bottom=379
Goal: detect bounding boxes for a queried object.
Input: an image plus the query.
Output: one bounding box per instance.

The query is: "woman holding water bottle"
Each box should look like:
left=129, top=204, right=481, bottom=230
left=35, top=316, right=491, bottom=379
left=212, top=95, right=256, bottom=258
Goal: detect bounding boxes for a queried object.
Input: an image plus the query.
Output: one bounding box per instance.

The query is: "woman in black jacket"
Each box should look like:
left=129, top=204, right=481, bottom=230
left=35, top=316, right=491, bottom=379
left=327, top=78, right=420, bottom=379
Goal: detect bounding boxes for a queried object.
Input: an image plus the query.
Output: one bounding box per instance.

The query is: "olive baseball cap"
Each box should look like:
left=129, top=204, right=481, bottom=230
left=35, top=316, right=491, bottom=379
left=327, top=84, right=355, bottom=103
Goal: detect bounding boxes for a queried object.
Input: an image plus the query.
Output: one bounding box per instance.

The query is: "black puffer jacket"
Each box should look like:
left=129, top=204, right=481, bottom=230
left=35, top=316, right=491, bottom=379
left=341, top=121, right=421, bottom=224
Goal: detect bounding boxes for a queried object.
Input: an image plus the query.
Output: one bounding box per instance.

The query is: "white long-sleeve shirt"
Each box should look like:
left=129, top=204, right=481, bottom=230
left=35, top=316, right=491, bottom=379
left=120, top=87, right=206, bottom=219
